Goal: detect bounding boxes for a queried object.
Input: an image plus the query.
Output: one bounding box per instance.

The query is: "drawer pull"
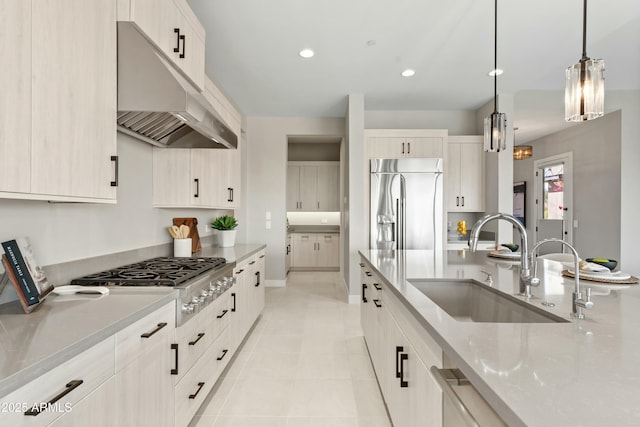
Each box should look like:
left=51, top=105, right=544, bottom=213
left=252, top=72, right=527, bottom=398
left=188, top=333, right=205, bottom=346
left=259, top=254, right=265, bottom=259
left=255, top=271, right=261, bottom=287
left=373, top=299, right=382, bottom=308
left=395, top=346, right=404, bottom=378
left=141, top=322, right=167, bottom=338
left=359, top=262, right=365, bottom=267
left=400, top=353, right=409, bottom=388
left=217, top=309, right=229, bottom=319
left=249, top=260, right=256, bottom=265
left=373, top=283, right=382, bottom=291
left=236, top=269, right=244, bottom=275
left=188, top=382, right=205, bottom=399
left=24, top=380, right=83, bottom=416
left=365, top=271, right=372, bottom=277
left=110, top=155, right=119, bottom=187
left=171, top=343, right=179, bottom=375
left=231, top=293, right=236, bottom=312
left=362, top=283, right=368, bottom=303
left=216, top=349, right=229, bottom=361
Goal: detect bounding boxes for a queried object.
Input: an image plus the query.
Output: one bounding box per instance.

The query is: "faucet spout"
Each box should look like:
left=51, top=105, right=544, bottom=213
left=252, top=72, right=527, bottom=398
left=530, top=238, right=593, bottom=319
left=469, top=213, right=532, bottom=296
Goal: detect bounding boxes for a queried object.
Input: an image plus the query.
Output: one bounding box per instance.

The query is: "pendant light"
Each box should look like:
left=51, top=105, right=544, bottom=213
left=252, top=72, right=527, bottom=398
left=565, top=0, right=604, bottom=122
left=484, top=0, right=507, bottom=152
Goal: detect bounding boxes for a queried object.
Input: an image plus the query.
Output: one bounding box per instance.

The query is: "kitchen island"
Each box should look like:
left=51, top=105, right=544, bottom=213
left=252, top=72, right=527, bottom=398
left=360, top=249, right=640, bottom=427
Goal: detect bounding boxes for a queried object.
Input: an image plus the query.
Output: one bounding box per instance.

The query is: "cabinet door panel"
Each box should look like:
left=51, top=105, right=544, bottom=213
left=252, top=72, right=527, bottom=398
left=407, top=137, right=444, bottom=158
left=287, top=166, right=300, bottom=211
left=368, top=137, right=403, bottom=158
left=129, top=0, right=179, bottom=67
left=298, top=166, right=317, bottom=211
left=190, top=149, right=220, bottom=206
left=0, top=0, right=31, bottom=193
left=153, top=148, right=191, bottom=206
left=317, top=235, right=339, bottom=267
left=47, top=377, right=116, bottom=427
left=292, top=234, right=316, bottom=267
left=446, top=143, right=462, bottom=211
left=316, top=165, right=339, bottom=211
left=459, top=142, right=484, bottom=211
left=31, top=0, right=116, bottom=199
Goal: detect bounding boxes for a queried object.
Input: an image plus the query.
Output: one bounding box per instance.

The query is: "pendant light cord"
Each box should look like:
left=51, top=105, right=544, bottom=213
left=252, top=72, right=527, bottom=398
left=581, top=0, right=589, bottom=61
left=493, top=0, right=498, bottom=113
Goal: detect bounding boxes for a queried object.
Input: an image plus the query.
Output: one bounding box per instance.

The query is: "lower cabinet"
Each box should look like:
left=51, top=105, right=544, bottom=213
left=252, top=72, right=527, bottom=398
left=360, top=259, right=443, bottom=427
left=291, top=233, right=339, bottom=269
left=47, top=377, right=116, bottom=427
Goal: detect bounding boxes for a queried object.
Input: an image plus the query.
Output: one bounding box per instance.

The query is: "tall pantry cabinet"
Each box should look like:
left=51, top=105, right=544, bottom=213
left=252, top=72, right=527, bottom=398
left=0, top=0, right=117, bottom=202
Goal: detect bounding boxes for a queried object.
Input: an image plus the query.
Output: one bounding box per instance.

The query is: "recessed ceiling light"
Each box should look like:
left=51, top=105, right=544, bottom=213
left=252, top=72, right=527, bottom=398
left=299, top=49, right=314, bottom=58
left=401, top=69, right=415, bottom=77
left=488, top=68, right=503, bottom=76
left=366, top=40, right=376, bottom=46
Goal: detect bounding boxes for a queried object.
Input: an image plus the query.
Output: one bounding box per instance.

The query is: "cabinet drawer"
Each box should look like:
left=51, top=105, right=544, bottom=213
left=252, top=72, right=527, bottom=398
left=0, top=337, right=114, bottom=426
left=115, top=302, right=175, bottom=371
left=175, top=327, right=229, bottom=427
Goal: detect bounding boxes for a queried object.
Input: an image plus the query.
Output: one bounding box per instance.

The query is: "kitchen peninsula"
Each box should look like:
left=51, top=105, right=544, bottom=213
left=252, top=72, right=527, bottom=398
left=360, top=248, right=640, bottom=427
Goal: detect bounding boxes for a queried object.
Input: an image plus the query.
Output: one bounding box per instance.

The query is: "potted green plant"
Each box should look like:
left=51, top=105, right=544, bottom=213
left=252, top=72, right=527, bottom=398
left=211, top=215, right=238, bottom=247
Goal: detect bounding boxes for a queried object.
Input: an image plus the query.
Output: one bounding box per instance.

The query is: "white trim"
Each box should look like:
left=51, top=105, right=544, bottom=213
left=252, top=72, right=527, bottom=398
left=265, top=279, right=286, bottom=288
left=348, top=294, right=362, bottom=305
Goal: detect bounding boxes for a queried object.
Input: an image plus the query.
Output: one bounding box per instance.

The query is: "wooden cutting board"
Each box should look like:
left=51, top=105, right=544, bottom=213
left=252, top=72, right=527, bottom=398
left=172, top=218, right=202, bottom=253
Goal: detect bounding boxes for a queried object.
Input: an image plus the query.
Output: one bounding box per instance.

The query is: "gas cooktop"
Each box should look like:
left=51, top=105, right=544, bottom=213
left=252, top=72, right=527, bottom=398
left=70, top=256, right=226, bottom=287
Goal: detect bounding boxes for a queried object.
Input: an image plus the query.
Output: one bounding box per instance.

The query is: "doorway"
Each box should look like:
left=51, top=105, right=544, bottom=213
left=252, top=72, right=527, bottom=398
left=533, top=152, right=573, bottom=254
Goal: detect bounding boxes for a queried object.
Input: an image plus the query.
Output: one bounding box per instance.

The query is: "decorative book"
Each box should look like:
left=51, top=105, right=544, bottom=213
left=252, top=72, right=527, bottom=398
left=1, top=238, right=54, bottom=313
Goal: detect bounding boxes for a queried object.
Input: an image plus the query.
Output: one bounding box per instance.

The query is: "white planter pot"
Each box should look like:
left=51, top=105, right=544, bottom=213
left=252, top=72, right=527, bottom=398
left=217, top=230, right=237, bottom=247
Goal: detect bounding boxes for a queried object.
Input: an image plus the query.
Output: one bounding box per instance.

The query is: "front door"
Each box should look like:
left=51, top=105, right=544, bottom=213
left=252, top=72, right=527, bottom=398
left=533, top=153, right=573, bottom=255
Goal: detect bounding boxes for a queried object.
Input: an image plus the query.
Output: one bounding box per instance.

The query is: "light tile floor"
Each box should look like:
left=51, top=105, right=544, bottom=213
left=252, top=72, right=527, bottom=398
left=189, top=272, right=392, bottom=427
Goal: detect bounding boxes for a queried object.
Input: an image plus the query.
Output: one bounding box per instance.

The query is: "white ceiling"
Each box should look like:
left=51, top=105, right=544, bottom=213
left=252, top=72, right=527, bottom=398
left=187, top=0, right=640, bottom=142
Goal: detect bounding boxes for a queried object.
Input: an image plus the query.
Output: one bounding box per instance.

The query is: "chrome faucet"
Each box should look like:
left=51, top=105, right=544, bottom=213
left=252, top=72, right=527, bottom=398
left=469, top=213, right=539, bottom=298
left=530, top=238, right=594, bottom=319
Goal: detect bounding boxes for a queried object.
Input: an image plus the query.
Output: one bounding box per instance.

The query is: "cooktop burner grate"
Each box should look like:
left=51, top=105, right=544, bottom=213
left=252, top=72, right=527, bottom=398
left=70, top=256, right=226, bottom=287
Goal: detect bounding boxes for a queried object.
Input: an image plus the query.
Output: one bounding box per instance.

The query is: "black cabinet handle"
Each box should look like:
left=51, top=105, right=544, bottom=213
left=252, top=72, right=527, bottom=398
left=141, top=322, right=167, bottom=338
left=373, top=283, right=382, bottom=291
left=173, top=28, right=181, bottom=52
left=235, top=269, right=244, bottom=275
left=188, top=333, right=205, bottom=346
left=402, top=142, right=405, bottom=154
left=365, top=271, right=372, bottom=277
left=249, top=261, right=256, bottom=265
left=24, top=380, right=83, bottom=416
left=171, top=343, right=178, bottom=375
left=395, top=346, right=404, bottom=378
left=400, top=353, right=409, bottom=387
left=110, top=155, right=118, bottom=187
left=228, top=187, right=233, bottom=202
left=217, top=309, right=228, bottom=319
left=407, top=142, right=411, bottom=154
left=259, top=255, right=265, bottom=259
left=362, top=283, right=368, bottom=303
left=359, top=263, right=365, bottom=267
left=255, top=271, right=260, bottom=287
left=461, top=196, right=464, bottom=207
left=373, top=299, right=382, bottom=308
left=194, top=178, right=199, bottom=198
left=180, top=34, right=186, bottom=58
left=216, top=349, right=229, bottom=361
left=456, top=196, right=459, bottom=207
left=231, top=293, right=236, bottom=312
left=188, top=382, right=205, bottom=399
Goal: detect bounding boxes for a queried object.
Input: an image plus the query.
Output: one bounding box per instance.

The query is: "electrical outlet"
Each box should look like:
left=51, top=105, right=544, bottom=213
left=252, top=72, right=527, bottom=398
left=205, top=224, right=211, bottom=233
left=321, top=219, right=328, bottom=224
left=266, top=220, right=271, bottom=229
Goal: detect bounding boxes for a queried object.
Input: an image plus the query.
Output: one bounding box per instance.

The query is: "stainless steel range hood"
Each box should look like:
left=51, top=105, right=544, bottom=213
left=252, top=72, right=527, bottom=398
left=117, top=23, right=237, bottom=149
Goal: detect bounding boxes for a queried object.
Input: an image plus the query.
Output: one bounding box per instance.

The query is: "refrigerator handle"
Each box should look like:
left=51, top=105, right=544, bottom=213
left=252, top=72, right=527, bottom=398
left=399, top=175, right=407, bottom=250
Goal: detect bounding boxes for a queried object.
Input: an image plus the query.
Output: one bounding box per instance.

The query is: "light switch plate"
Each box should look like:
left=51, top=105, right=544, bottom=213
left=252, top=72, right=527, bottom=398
left=266, top=220, right=271, bottom=229
left=266, top=211, right=271, bottom=220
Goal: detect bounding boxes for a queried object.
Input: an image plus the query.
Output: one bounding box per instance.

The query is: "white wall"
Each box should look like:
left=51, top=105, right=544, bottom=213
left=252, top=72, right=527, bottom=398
left=244, top=117, right=345, bottom=284
left=0, top=133, right=230, bottom=267
left=365, top=110, right=476, bottom=134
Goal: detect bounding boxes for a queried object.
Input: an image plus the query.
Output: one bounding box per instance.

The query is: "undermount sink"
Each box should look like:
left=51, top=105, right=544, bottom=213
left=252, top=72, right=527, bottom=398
left=409, top=279, right=568, bottom=323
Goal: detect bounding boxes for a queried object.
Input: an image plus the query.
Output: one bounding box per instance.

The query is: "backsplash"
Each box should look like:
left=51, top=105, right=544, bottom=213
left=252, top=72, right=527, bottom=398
left=287, top=212, right=340, bottom=226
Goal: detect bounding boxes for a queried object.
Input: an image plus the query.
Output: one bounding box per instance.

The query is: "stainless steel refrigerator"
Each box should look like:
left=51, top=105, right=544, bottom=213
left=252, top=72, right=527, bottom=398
left=370, top=158, right=443, bottom=250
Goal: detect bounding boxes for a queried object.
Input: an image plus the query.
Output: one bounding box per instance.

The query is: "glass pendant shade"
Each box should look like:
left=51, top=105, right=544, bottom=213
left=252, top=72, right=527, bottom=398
left=484, top=112, right=507, bottom=152
left=565, top=58, right=605, bottom=121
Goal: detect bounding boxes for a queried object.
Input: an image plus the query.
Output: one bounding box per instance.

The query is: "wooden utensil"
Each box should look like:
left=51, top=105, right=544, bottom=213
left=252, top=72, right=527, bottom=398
left=173, top=218, right=202, bottom=252
left=168, top=226, right=179, bottom=239
left=180, top=224, right=190, bottom=239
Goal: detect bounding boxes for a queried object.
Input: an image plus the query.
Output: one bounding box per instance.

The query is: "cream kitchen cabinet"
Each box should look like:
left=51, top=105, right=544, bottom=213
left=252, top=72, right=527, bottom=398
left=114, top=302, right=175, bottom=427
left=286, top=234, right=292, bottom=274
left=153, top=148, right=237, bottom=209
left=0, top=337, right=115, bottom=427
left=287, top=162, right=339, bottom=212
left=46, top=377, right=116, bottom=427
left=291, top=233, right=339, bottom=269
left=365, top=129, right=447, bottom=159
left=0, top=0, right=117, bottom=203
left=446, top=136, right=485, bottom=212
left=117, top=0, right=205, bottom=90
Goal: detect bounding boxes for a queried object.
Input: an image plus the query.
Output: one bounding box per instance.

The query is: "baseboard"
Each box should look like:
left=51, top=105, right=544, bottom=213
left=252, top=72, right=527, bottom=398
left=265, top=279, right=286, bottom=288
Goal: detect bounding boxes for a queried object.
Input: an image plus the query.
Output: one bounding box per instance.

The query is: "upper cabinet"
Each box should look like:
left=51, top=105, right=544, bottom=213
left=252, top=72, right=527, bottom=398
left=0, top=0, right=117, bottom=203
left=117, top=0, right=205, bottom=90
left=366, top=130, right=447, bottom=159
left=287, top=162, right=340, bottom=212
left=446, top=136, right=485, bottom=212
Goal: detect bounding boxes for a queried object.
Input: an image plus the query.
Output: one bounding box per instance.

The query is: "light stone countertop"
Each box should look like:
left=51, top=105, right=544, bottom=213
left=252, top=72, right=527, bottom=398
left=0, top=243, right=266, bottom=398
left=359, top=249, right=640, bottom=427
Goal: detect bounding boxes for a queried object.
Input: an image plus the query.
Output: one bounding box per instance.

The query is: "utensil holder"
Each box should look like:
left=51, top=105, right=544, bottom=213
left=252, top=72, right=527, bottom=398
left=174, top=238, right=192, bottom=257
